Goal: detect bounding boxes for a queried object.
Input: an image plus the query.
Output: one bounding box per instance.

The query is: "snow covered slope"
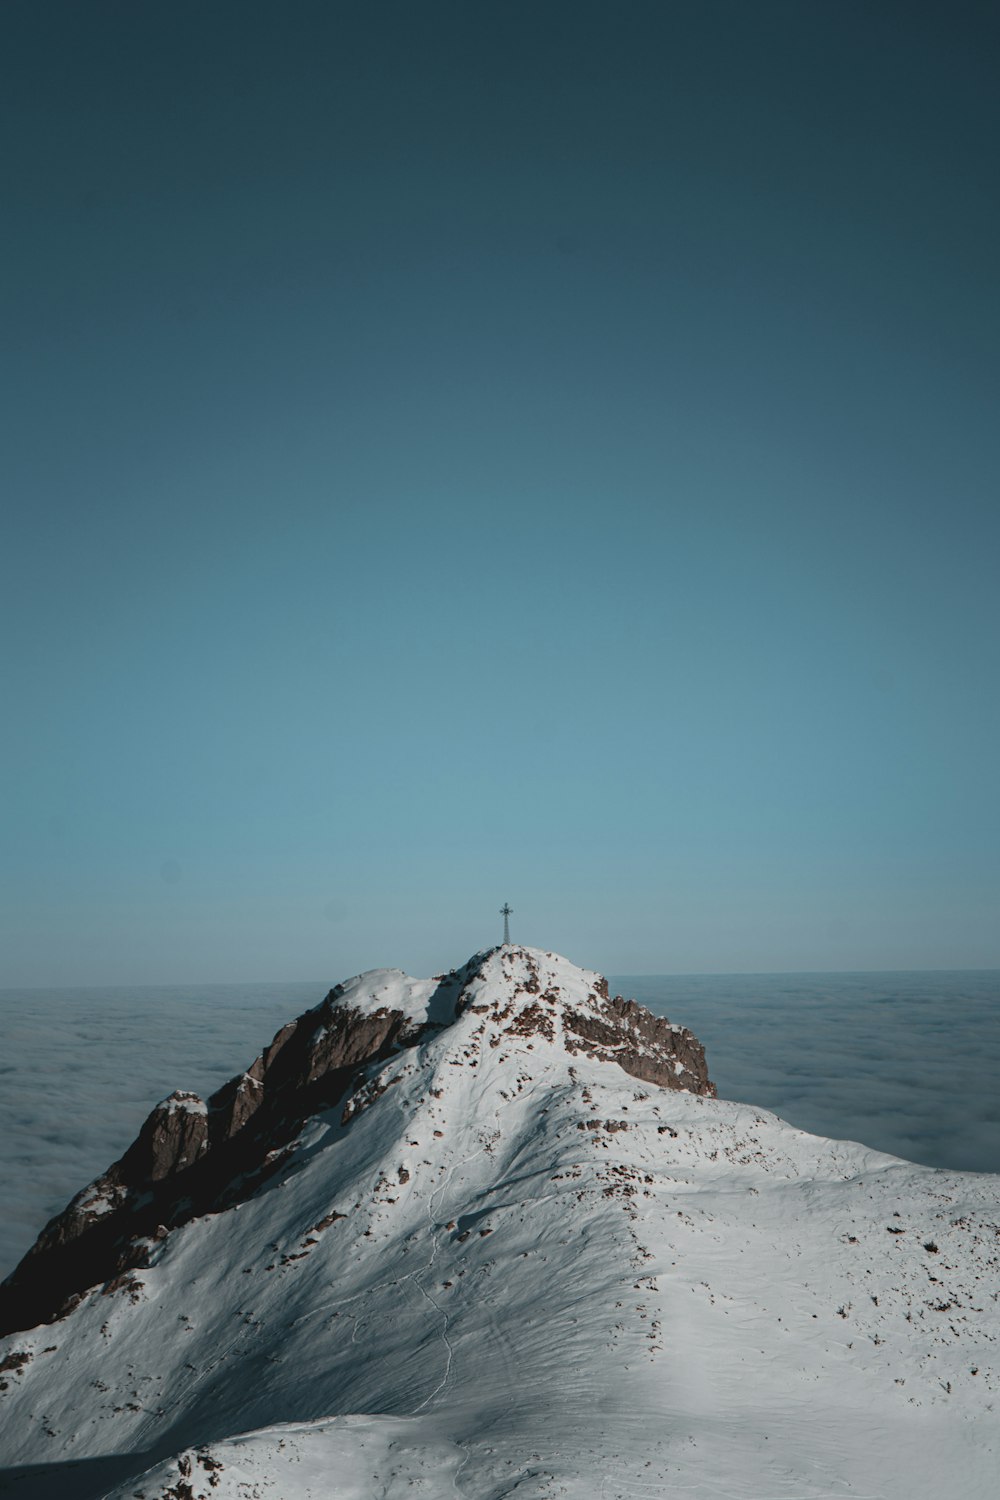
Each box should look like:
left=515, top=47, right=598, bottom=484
left=0, top=946, right=997, bottom=1499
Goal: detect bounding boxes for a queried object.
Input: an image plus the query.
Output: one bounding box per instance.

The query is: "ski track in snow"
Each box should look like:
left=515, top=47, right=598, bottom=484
left=412, top=1139, right=479, bottom=1418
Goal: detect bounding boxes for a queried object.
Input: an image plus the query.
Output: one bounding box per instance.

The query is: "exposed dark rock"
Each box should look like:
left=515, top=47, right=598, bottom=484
left=119, top=1092, right=209, bottom=1182
left=0, top=966, right=470, bottom=1339
left=0, top=1350, right=32, bottom=1374
left=313, top=1211, right=346, bottom=1232
left=564, top=994, right=715, bottom=1098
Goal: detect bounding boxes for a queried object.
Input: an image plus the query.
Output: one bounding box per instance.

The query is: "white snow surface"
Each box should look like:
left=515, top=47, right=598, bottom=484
left=1, top=946, right=998, bottom=1499
left=326, top=965, right=458, bottom=1026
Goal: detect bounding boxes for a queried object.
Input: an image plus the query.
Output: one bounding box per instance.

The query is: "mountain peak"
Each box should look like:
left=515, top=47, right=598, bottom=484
left=2, top=951, right=998, bottom=1499
left=0, top=948, right=712, bottom=1338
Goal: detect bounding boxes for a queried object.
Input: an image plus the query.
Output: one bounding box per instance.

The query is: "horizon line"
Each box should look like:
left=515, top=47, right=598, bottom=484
left=2, top=961, right=999, bottom=995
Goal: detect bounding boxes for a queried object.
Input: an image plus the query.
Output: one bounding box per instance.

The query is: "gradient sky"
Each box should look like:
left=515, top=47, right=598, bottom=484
left=3, top=1, right=998, bottom=985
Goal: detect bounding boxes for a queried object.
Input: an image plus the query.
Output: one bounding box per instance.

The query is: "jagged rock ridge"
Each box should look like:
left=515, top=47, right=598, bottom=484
left=0, top=945, right=713, bottom=1338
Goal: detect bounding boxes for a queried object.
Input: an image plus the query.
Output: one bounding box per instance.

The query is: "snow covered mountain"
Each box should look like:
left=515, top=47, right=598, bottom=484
left=1, top=946, right=997, bottom=1499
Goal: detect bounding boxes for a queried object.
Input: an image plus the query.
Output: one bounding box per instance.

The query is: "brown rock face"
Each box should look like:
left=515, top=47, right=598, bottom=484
left=0, top=969, right=467, bottom=1339
left=456, top=947, right=715, bottom=1100
left=564, top=995, right=715, bottom=1097
left=121, top=1093, right=209, bottom=1181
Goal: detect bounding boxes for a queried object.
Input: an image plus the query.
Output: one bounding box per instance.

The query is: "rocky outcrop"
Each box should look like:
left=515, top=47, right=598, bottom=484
left=121, top=1092, right=209, bottom=1181
left=456, top=948, right=715, bottom=1100
left=564, top=995, right=714, bottom=1096
left=0, top=971, right=466, bottom=1340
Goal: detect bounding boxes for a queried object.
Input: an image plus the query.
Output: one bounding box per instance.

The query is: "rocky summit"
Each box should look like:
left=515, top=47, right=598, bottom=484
left=1, top=946, right=998, bottom=1500
left=0, top=947, right=713, bottom=1339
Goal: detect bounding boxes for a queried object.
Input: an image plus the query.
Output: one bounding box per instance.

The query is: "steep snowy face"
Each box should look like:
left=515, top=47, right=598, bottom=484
left=0, top=946, right=712, bottom=1339
left=2, top=948, right=998, bottom=1500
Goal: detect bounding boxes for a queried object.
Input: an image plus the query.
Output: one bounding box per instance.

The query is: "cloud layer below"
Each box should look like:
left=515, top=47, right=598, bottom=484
left=619, top=970, right=1000, bottom=1179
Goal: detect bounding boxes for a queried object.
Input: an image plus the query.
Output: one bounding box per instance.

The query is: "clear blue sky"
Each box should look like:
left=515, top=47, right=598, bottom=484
left=3, top=1, right=998, bottom=985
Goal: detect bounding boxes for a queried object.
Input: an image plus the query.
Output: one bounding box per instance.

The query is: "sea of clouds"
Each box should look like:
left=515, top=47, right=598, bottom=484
left=0, top=982, right=316, bottom=1280
left=0, top=969, right=997, bottom=1278
left=627, top=970, right=1000, bottom=1178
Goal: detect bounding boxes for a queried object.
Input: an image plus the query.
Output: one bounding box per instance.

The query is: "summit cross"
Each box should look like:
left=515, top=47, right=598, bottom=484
left=500, top=903, right=513, bottom=945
